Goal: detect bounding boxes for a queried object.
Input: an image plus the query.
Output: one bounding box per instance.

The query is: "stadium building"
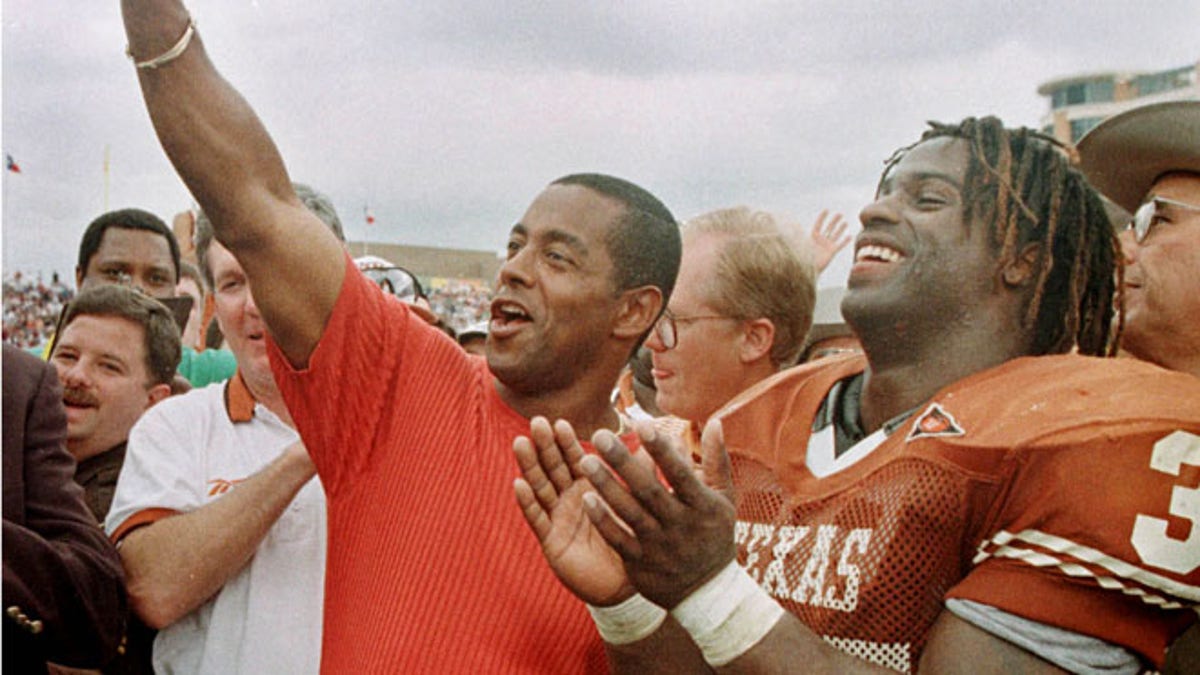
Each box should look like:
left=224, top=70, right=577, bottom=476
left=1037, top=61, right=1198, bottom=144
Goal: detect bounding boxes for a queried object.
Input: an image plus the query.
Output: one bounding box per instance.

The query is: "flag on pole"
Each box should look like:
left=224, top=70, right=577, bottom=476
left=364, top=206, right=375, bottom=225
left=6, top=153, right=21, bottom=173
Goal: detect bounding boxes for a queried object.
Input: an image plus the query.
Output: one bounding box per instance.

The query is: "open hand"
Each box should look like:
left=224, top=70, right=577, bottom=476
left=808, top=210, right=851, bottom=272
left=513, top=417, right=634, bottom=606
left=578, top=418, right=737, bottom=609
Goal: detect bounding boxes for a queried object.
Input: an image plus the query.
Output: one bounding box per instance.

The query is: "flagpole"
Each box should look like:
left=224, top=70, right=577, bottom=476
left=362, top=204, right=372, bottom=256
left=2, top=161, right=8, bottom=273
left=3, top=154, right=19, bottom=273
left=103, top=145, right=111, bottom=211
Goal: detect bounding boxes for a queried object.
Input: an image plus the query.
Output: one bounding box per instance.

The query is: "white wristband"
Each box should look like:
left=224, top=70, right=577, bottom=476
left=670, top=560, right=785, bottom=666
left=586, top=594, right=668, bottom=646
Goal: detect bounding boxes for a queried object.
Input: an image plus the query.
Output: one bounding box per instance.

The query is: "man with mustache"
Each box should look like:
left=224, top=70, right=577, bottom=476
left=102, top=199, right=345, bottom=674
left=49, top=285, right=180, bottom=523
left=121, top=2, right=681, bottom=671
left=4, top=344, right=127, bottom=673
left=48, top=286, right=176, bottom=675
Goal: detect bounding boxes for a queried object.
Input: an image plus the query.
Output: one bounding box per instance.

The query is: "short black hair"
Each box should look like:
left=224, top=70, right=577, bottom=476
left=77, top=208, right=181, bottom=284
left=551, top=173, right=682, bottom=303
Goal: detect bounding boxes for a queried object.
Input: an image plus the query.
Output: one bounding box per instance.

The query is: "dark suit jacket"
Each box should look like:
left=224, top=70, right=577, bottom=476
left=3, top=344, right=126, bottom=672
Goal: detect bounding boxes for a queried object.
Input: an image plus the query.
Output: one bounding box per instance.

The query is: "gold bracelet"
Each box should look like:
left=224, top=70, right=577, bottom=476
left=127, top=18, right=196, bottom=70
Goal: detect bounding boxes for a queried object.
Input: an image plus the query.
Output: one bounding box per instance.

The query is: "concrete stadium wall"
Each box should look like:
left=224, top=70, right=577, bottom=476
left=347, top=241, right=502, bottom=283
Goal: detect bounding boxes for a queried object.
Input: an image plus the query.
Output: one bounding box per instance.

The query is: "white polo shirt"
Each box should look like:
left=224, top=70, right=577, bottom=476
left=106, top=372, right=326, bottom=675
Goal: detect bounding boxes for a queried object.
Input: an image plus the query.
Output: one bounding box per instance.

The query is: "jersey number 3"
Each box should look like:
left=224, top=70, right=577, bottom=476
left=1131, top=430, right=1200, bottom=575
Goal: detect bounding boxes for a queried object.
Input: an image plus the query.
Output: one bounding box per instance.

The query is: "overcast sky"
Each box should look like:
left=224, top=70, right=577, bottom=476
left=3, top=1, right=1197, bottom=287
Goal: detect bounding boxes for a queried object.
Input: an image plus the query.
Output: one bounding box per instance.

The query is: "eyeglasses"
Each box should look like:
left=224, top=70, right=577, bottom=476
left=1126, top=196, right=1200, bottom=244
left=653, top=308, right=733, bottom=350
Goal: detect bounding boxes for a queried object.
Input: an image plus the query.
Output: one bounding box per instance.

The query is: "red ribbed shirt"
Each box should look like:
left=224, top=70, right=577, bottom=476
left=269, top=257, right=611, bottom=673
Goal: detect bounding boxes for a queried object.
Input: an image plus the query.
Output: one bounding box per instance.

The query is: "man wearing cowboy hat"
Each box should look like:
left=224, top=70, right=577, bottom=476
left=1078, top=100, right=1200, bottom=378
left=1078, top=99, right=1200, bottom=674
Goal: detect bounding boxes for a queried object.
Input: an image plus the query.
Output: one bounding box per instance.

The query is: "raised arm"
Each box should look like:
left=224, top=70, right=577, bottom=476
left=802, top=210, right=851, bottom=273
left=121, top=1, right=345, bottom=365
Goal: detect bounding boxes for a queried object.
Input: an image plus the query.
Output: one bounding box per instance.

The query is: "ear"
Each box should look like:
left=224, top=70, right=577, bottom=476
left=146, top=382, right=173, bottom=408
left=612, top=286, right=663, bottom=340
left=738, top=318, right=775, bottom=364
left=1001, top=242, right=1042, bottom=289
left=75, top=266, right=85, bottom=289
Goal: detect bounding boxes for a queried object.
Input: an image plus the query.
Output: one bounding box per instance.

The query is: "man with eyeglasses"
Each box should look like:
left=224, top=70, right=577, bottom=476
left=1078, top=100, right=1200, bottom=379
left=516, top=117, right=1200, bottom=673
left=639, top=207, right=816, bottom=453
left=611, top=208, right=837, bottom=436
left=1078, top=100, right=1200, bottom=673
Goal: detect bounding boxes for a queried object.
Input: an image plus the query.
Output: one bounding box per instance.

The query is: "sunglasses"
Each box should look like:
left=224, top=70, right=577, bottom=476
left=362, top=266, right=424, bottom=304
left=1126, top=196, right=1200, bottom=243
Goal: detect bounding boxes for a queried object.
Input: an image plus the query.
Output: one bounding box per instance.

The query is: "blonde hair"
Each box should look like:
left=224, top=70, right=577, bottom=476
left=683, top=207, right=817, bottom=367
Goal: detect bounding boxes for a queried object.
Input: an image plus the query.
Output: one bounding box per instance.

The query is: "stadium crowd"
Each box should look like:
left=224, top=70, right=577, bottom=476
left=4, top=3, right=1199, bottom=674
left=2, top=272, right=73, bottom=350
left=3, top=269, right=495, bottom=352
left=428, top=279, right=493, bottom=333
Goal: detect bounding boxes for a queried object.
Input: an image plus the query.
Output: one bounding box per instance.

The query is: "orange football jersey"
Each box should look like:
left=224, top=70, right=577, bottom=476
left=718, top=353, right=1200, bottom=672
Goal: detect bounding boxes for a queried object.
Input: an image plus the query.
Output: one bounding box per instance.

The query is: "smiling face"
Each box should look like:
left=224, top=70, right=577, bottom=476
left=207, top=240, right=272, bottom=384
left=843, top=137, right=998, bottom=343
left=1119, top=172, right=1200, bottom=371
left=487, top=183, right=627, bottom=394
left=50, top=314, right=160, bottom=462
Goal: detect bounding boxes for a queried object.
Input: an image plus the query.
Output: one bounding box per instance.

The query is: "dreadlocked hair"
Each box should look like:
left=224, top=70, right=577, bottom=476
left=882, top=116, right=1122, bottom=356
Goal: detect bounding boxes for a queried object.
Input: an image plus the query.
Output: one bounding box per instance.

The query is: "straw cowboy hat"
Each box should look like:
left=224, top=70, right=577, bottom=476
left=1077, top=100, right=1200, bottom=213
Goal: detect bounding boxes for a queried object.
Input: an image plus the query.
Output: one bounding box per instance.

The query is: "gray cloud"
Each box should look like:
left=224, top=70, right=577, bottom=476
left=4, top=1, right=1198, bottom=288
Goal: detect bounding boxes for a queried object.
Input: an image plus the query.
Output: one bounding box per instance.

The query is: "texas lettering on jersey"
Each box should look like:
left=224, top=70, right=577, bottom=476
left=737, top=522, right=873, bottom=613
left=718, top=353, right=1200, bottom=672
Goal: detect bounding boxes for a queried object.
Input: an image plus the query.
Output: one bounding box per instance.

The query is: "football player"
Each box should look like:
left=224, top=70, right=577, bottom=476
left=515, top=117, right=1200, bottom=673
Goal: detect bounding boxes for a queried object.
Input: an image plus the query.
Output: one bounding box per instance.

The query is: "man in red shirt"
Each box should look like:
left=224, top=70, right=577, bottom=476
left=121, top=2, right=680, bottom=672
left=520, top=118, right=1200, bottom=673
